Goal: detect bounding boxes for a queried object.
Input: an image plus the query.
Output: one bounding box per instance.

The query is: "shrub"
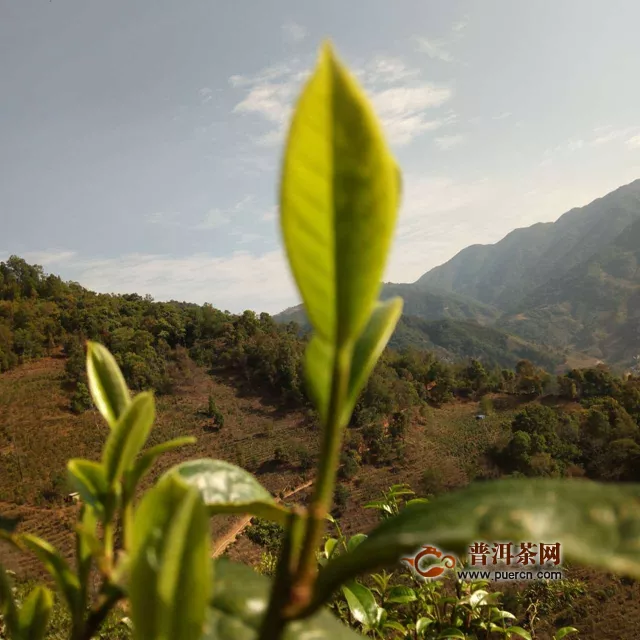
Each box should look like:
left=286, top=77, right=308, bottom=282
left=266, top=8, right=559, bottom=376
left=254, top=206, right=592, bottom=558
left=70, top=381, right=92, bottom=414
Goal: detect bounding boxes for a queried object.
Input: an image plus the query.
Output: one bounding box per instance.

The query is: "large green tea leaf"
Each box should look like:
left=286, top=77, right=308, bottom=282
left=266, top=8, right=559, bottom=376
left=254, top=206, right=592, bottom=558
left=342, top=297, right=403, bottom=423
left=102, top=391, right=155, bottom=484
left=169, top=459, right=290, bottom=524
left=129, top=475, right=211, bottom=640
left=312, top=479, right=640, bottom=611
left=280, top=42, right=400, bottom=347
left=86, top=341, right=131, bottom=428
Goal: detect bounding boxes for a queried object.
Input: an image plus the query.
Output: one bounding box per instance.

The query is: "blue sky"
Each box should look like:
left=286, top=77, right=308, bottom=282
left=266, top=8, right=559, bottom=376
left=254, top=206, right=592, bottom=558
left=3, top=1, right=640, bottom=313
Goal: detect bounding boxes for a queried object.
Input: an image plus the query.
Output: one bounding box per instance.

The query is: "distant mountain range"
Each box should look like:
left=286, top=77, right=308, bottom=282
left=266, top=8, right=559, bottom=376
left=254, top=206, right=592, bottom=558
left=275, top=178, right=640, bottom=371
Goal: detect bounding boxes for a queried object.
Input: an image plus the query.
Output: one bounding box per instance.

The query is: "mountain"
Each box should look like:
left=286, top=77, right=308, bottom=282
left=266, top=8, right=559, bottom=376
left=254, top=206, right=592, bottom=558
left=413, top=178, right=640, bottom=368
left=274, top=287, right=559, bottom=370
left=417, top=179, right=640, bottom=311
left=276, top=179, right=640, bottom=370
left=498, top=215, right=640, bottom=363
left=276, top=283, right=499, bottom=327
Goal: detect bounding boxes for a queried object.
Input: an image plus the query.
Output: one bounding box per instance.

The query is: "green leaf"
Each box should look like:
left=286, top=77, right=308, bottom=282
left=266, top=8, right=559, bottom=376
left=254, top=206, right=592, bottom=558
left=493, top=610, right=517, bottom=621
left=363, top=500, right=393, bottom=515
left=324, top=537, right=339, bottom=560
left=67, top=459, right=109, bottom=516
left=206, top=559, right=363, bottom=639
left=406, top=498, right=430, bottom=508
left=387, top=585, right=417, bottom=604
left=342, top=298, right=403, bottom=422
left=86, top=341, right=131, bottom=428
left=383, top=620, right=406, bottom=633
left=437, top=629, right=466, bottom=639
left=0, top=564, right=19, bottom=638
left=17, top=586, right=53, bottom=640
left=507, top=626, right=533, bottom=640
left=122, top=436, right=196, bottom=503
left=466, top=589, right=490, bottom=609
left=129, top=474, right=211, bottom=640
left=554, top=627, right=579, bottom=640
left=103, top=392, right=155, bottom=485
left=75, top=505, right=99, bottom=612
left=280, top=42, right=401, bottom=347
left=19, top=535, right=80, bottom=616
left=347, top=534, right=368, bottom=553
left=168, top=459, right=290, bottom=525
left=416, top=617, right=434, bottom=636
left=341, top=581, right=379, bottom=628
left=312, top=479, right=640, bottom=611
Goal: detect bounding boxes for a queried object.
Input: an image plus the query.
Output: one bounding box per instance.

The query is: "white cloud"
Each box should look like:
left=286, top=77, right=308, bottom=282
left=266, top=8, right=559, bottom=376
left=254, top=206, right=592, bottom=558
left=414, top=16, right=469, bottom=63
left=282, top=21, right=306, bottom=43
left=434, top=134, right=465, bottom=150
left=146, top=212, right=181, bottom=226
left=492, top=111, right=512, bottom=120
left=194, top=195, right=256, bottom=230
left=543, top=126, right=640, bottom=160
left=12, top=250, right=298, bottom=314
left=451, top=17, right=469, bottom=34
left=17, top=250, right=77, bottom=266
left=356, top=56, right=420, bottom=84
left=415, top=37, right=453, bottom=63
left=626, top=135, right=640, bottom=149
left=199, top=87, right=213, bottom=104
left=230, top=56, right=454, bottom=148
left=195, top=209, right=229, bottom=230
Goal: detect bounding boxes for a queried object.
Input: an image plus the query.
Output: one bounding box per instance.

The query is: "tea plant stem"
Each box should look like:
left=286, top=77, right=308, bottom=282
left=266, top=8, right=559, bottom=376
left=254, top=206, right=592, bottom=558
left=289, top=345, right=351, bottom=611
left=258, top=510, right=301, bottom=640
left=82, top=584, right=124, bottom=640
left=103, top=522, right=114, bottom=568
left=122, top=502, right=133, bottom=550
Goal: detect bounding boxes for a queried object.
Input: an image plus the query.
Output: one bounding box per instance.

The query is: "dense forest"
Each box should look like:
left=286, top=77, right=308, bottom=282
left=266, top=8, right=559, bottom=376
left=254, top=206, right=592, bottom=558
left=3, top=254, right=640, bottom=487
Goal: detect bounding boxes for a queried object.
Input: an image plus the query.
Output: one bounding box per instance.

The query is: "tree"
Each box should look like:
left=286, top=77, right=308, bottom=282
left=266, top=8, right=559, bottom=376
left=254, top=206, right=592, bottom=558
left=207, top=393, right=224, bottom=428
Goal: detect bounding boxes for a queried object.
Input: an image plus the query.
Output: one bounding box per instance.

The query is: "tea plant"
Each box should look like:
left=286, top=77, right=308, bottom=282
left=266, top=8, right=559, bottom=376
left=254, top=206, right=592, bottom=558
left=2, top=41, right=640, bottom=640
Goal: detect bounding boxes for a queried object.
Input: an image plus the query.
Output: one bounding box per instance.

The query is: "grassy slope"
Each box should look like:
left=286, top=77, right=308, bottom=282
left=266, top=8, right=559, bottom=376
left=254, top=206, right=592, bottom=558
left=2, top=357, right=640, bottom=639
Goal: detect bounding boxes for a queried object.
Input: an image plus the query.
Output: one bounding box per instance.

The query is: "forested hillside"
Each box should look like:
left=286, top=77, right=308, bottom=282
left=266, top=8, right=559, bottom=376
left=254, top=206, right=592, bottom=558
left=5, top=254, right=640, bottom=638
left=274, top=287, right=559, bottom=370
left=3, top=253, right=640, bottom=487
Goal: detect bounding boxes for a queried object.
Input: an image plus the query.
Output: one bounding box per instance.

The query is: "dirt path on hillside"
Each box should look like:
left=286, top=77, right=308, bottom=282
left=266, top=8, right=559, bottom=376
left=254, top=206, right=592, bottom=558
left=211, top=479, right=314, bottom=558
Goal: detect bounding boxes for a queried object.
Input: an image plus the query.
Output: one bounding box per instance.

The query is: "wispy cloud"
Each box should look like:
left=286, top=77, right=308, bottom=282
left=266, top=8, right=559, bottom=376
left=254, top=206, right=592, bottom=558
left=193, top=195, right=256, bottom=230
left=13, top=250, right=77, bottom=266
left=626, top=134, right=640, bottom=149
left=282, top=21, right=306, bottom=43
left=145, top=212, right=181, bottom=226
left=415, top=38, right=453, bottom=63
left=544, top=125, right=640, bottom=159
left=451, top=17, right=469, bottom=34
left=230, top=55, right=454, bottom=148
left=414, top=15, right=469, bottom=63
left=195, top=209, right=230, bottom=230
left=435, top=134, right=465, bottom=150
left=492, top=111, right=512, bottom=120
left=199, top=87, right=213, bottom=104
